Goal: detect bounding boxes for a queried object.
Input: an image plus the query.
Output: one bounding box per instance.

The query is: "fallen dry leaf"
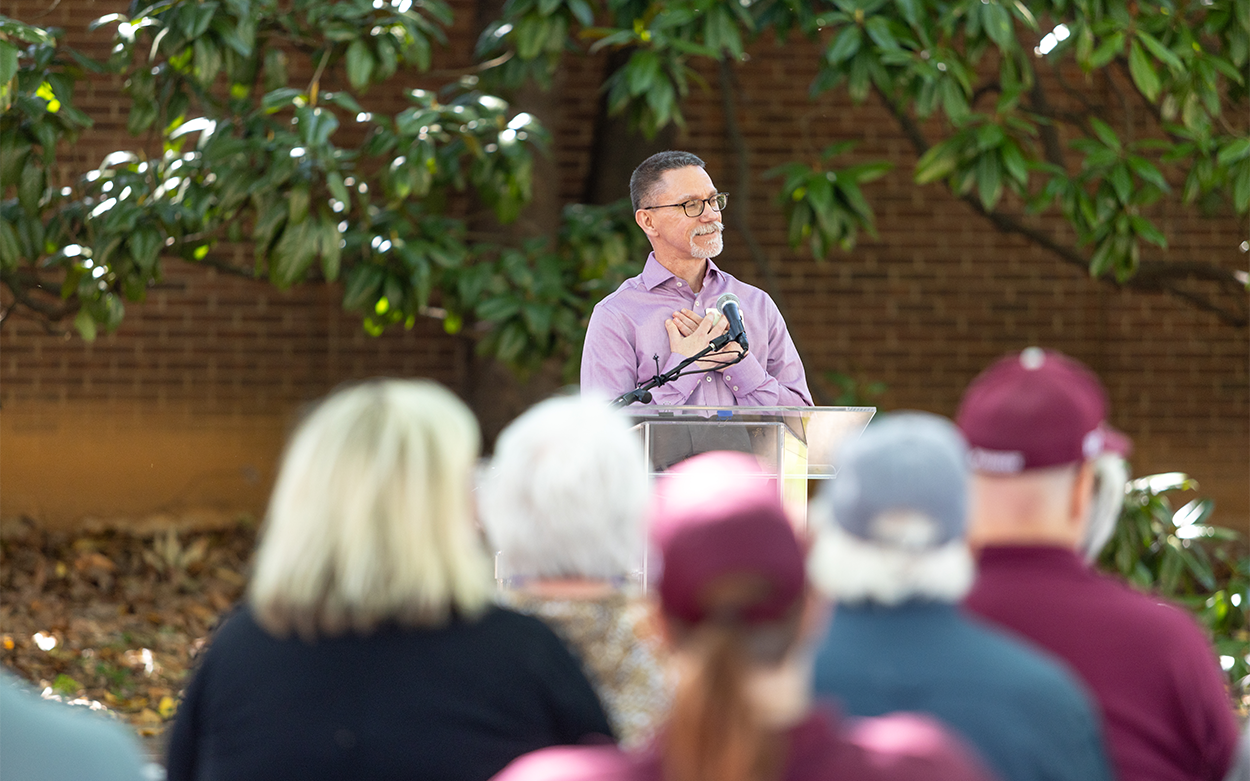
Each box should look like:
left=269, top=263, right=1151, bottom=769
left=0, top=519, right=258, bottom=735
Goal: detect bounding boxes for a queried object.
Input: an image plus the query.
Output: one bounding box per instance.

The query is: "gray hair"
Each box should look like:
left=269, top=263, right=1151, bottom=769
left=630, top=150, right=706, bottom=211
left=806, top=495, right=974, bottom=605
left=479, top=394, right=649, bottom=581
left=249, top=379, right=494, bottom=638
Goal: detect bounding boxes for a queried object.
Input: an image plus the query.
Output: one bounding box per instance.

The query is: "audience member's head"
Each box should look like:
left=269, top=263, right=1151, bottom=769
left=807, top=412, right=974, bottom=606
left=651, top=451, right=808, bottom=781
left=248, top=379, right=494, bottom=638
left=956, top=347, right=1130, bottom=550
left=480, top=394, right=648, bottom=582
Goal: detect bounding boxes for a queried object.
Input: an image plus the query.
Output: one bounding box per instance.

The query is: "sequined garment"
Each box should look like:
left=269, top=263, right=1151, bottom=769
left=501, top=591, right=672, bottom=750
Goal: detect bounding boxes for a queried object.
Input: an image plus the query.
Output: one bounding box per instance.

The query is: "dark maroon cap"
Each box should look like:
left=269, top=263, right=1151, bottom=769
left=650, top=451, right=805, bottom=625
left=956, top=347, right=1132, bottom=474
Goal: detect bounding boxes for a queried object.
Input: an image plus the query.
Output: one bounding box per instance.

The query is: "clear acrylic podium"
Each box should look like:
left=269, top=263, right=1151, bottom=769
left=628, top=405, right=876, bottom=528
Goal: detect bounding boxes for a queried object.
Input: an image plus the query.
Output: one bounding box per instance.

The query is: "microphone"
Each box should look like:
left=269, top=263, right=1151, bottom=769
left=715, top=292, right=748, bottom=351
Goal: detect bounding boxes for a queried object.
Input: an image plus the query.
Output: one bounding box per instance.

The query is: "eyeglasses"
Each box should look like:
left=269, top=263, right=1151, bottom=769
left=642, top=192, right=729, bottom=218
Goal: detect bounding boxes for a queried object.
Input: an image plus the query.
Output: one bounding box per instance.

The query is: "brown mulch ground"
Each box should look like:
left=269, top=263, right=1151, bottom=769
left=0, top=518, right=258, bottom=750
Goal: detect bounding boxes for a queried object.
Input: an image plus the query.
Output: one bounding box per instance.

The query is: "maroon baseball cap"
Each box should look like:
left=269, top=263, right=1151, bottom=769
left=650, top=452, right=805, bottom=625
left=956, top=347, right=1132, bottom=474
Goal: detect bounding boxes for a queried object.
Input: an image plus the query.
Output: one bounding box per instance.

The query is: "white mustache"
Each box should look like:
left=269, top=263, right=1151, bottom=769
left=692, top=223, right=724, bottom=236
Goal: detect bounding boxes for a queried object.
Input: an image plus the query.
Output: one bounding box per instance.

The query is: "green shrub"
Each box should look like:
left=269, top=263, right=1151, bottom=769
left=1097, top=471, right=1249, bottom=708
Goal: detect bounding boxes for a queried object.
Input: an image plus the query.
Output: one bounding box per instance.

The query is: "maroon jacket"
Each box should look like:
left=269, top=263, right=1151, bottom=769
left=966, top=545, right=1238, bottom=781
left=491, top=706, right=998, bottom=781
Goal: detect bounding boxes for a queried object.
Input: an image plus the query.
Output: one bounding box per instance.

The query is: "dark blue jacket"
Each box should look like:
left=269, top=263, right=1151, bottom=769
left=812, top=601, right=1113, bottom=781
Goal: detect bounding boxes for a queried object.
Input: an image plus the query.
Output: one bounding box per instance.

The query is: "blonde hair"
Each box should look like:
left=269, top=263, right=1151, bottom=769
left=249, top=379, right=494, bottom=639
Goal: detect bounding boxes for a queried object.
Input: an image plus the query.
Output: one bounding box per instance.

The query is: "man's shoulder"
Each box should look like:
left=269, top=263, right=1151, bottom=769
left=590, top=272, right=649, bottom=314
left=952, top=610, right=1096, bottom=699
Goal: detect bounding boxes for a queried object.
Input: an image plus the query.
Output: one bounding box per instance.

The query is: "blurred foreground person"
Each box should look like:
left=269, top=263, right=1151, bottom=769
left=480, top=394, right=670, bottom=750
left=959, top=348, right=1238, bottom=781
left=807, top=412, right=1112, bottom=781
left=166, top=380, right=612, bottom=781
left=0, top=670, right=149, bottom=781
left=492, top=452, right=997, bottom=781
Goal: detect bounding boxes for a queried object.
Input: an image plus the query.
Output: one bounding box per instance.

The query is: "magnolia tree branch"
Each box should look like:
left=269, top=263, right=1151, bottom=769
left=0, top=270, right=79, bottom=328
left=872, top=86, right=1248, bottom=328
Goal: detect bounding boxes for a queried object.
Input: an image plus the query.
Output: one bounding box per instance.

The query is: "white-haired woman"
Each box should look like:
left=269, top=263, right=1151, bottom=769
left=479, top=394, right=669, bottom=750
left=165, top=380, right=612, bottom=781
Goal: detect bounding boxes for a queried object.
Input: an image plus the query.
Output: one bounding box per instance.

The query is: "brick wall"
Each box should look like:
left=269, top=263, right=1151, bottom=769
left=4, top=0, right=1247, bottom=530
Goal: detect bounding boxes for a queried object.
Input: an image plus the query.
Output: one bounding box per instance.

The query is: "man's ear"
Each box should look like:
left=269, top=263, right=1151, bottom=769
left=635, top=208, right=659, bottom=238
left=1068, top=460, right=1096, bottom=534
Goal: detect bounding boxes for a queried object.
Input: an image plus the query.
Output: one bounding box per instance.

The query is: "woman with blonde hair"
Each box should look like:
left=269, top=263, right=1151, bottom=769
left=166, top=380, right=611, bottom=781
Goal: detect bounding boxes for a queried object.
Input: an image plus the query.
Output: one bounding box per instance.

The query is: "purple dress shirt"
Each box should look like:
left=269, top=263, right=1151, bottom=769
left=580, top=254, right=812, bottom=406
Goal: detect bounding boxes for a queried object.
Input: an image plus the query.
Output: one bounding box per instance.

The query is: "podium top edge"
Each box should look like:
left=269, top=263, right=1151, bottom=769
left=623, top=405, right=877, bottom=413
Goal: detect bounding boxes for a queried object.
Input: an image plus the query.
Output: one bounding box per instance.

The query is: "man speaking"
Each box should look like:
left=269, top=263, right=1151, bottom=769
left=580, top=151, right=813, bottom=407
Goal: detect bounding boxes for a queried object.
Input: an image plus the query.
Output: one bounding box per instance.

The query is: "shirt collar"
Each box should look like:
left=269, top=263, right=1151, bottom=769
left=640, top=253, right=723, bottom=292
left=976, top=544, right=1086, bottom=572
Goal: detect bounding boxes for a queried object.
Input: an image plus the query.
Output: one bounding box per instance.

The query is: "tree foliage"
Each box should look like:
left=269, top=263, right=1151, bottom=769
left=1, top=0, right=1247, bottom=375
left=480, top=0, right=1250, bottom=322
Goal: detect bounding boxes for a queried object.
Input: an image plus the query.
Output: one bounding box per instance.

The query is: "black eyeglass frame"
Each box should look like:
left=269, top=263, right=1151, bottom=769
left=641, top=192, right=729, bottom=218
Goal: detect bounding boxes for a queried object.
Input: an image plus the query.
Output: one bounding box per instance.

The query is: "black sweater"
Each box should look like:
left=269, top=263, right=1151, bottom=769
left=166, top=606, right=613, bottom=781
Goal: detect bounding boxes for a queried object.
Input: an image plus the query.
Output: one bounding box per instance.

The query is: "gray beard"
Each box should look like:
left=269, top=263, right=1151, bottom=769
left=690, top=230, right=723, bottom=259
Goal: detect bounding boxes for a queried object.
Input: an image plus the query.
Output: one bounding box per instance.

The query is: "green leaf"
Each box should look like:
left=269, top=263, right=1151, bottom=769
left=977, top=153, right=1003, bottom=210
left=288, top=185, right=310, bottom=225
left=1216, top=138, right=1250, bottom=166
left=1089, top=238, right=1116, bottom=277
left=982, top=2, right=1014, bottom=50
left=1089, top=32, right=1125, bottom=69
left=914, top=140, right=960, bottom=184
left=324, top=91, right=364, bottom=114
left=1127, top=155, right=1169, bottom=191
left=128, top=226, right=163, bottom=274
left=327, top=171, right=351, bottom=210
left=318, top=219, right=342, bottom=282
left=627, top=50, right=661, bottom=95
left=0, top=220, right=21, bottom=271
left=895, top=0, right=920, bottom=27
left=269, top=219, right=317, bottom=288
left=0, top=136, right=29, bottom=185
left=1089, top=118, right=1122, bottom=152
left=1108, top=164, right=1132, bottom=204
left=1000, top=141, right=1028, bottom=185
left=346, top=39, right=375, bottom=90
left=1128, top=40, right=1161, bottom=102
left=522, top=301, right=553, bottom=337
left=18, top=161, right=44, bottom=213
left=825, top=25, right=862, bottom=66
left=74, top=308, right=98, bottom=341
left=1129, top=215, right=1167, bottom=248
left=0, top=40, right=18, bottom=87
left=1233, top=161, right=1250, bottom=212
left=261, top=87, right=302, bottom=113
left=1136, top=30, right=1184, bottom=74
left=515, top=14, right=549, bottom=60
left=344, top=265, right=385, bottom=310
left=476, top=294, right=521, bottom=321
left=567, top=0, right=593, bottom=26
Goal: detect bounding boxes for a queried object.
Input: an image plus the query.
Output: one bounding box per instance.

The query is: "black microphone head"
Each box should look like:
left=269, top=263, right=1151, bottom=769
left=714, top=292, right=747, bottom=351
